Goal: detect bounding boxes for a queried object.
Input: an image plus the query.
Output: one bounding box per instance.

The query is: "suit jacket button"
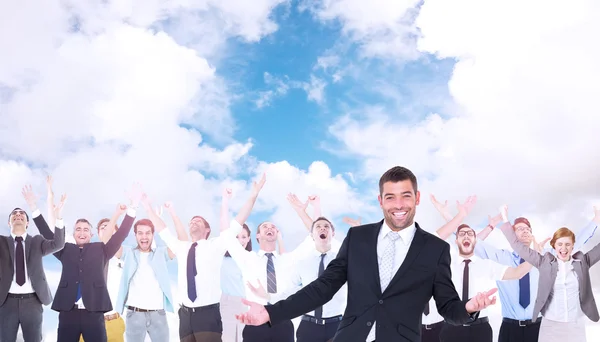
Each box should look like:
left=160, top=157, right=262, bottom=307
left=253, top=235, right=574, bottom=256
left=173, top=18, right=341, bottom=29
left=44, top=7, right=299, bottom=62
left=379, top=300, right=383, bottom=304
left=367, top=321, right=372, bottom=326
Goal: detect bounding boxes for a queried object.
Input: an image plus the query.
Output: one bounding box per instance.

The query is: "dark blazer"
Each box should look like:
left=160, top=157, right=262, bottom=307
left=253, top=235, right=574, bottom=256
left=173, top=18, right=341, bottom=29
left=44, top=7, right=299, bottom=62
left=500, top=222, right=600, bottom=322
left=0, top=214, right=66, bottom=306
left=38, top=213, right=134, bottom=312
left=266, top=221, right=476, bottom=342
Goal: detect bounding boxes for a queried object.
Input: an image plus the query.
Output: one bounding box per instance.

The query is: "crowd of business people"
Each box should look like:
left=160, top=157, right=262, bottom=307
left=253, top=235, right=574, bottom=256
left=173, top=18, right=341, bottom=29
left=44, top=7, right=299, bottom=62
left=1, top=166, right=599, bottom=342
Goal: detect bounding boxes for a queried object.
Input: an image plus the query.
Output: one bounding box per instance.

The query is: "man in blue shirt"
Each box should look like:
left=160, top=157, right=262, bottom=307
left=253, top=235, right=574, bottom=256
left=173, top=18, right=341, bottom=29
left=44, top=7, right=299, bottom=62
left=475, top=211, right=600, bottom=342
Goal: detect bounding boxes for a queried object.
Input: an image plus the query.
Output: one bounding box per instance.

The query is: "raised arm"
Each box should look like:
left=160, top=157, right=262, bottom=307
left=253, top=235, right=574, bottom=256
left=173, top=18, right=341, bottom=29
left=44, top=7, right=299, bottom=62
left=277, top=231, right=286, bottom=254
left=164, top=202, right=190, bottom=241
left=572, top=206, right=600, bottom=251
left=233, top=173, right=266, bottom=227
left=430, top=194, right=454, bottom=222
left=476, top=213, right=503, bottom=241
left=219, top=188, right=233, bottom=232
left=498, top=206, right=544, bottom=268
left=45, top=175, right=56, bottom=229
left=342, top=216, right=362, bottom=227
left=435, top=195, right=477, bottom=240
left=308, top=195, right=321, bottom=220
left=143, top=196, right=188, bottom=254
left=286, top=193, right=312, bottom=231
left=100, top=205, right=126, bottom=244
left=40, top=195, right=67, bottom=255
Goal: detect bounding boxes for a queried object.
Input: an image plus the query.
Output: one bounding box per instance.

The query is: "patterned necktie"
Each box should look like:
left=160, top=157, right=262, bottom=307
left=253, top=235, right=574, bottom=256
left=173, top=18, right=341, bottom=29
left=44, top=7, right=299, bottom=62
left=15, top=236, right=25, bottom=286
left=519, top=258, right=530, bottom=308
left=187, top=242, right=198, bottom=302
left=314, top=253, right=327, bottom=318
left=462, top=259, right=471, bottom=301
left=379, top=231, right=401, bottom=292
left=266, top=253, right=277, bottom=293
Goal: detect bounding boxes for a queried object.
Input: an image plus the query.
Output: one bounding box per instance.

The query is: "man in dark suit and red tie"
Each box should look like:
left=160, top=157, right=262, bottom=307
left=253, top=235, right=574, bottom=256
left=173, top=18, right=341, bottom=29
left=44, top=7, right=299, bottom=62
left=236, top=166, right=498, bottom=342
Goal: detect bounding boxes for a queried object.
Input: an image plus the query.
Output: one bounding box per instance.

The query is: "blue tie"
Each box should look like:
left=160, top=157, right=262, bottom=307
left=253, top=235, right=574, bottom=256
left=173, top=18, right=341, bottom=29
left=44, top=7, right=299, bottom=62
left=519, top=258, right=530, bottom=308
left=187, top=242, right=198, bottom=302
left=76, top=284, right=82, bottom=301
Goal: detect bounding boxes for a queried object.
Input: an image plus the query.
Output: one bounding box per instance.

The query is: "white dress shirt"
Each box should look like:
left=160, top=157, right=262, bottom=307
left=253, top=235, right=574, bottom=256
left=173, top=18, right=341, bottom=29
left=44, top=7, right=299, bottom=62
left=367, top=221, right=416, bottom=342
left=9, top=210, right=64, bottom=294
left=544, top=259, right=582, bottom=322
left=126, top=252, right=164, bottom=310
left=159, top=220, right=242, bottom=308
left=289, top=246, right=347, bottom=318
left=104, top=257, right=124, bottom=315
left=226, top=238, right=295, bottom=306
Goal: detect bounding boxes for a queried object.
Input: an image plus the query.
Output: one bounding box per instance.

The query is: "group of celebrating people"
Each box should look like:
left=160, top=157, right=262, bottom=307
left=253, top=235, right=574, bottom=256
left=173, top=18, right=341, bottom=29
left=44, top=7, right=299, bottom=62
left=1, top=166, right=599, bottom=342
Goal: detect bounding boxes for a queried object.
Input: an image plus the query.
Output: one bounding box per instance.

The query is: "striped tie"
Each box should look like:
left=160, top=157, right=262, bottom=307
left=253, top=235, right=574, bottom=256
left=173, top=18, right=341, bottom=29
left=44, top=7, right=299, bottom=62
left=265, top=253, right=277, bottom=293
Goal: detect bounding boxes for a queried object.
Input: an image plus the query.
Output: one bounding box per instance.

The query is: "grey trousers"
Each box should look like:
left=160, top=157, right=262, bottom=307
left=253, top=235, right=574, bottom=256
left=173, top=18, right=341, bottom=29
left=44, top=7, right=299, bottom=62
left=0, top=294, right=43, bottom=342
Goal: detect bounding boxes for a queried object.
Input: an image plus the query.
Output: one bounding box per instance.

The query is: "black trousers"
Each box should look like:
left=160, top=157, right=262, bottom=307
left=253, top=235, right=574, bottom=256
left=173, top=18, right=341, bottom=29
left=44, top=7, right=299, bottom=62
left=498, top=318, right=541, bottom=342
left=242, top=319, right=294, bottom=342
left=421, top=321, right=444, bottom=342
left=178, top=303, right=222, bottom=342
left=0, top=294, right=43, bottom=342
left=296, top=316, right=341, bottom=342
left=57, top=307, right=107, bottom=342
left=439, top=320, right=493, bottom=342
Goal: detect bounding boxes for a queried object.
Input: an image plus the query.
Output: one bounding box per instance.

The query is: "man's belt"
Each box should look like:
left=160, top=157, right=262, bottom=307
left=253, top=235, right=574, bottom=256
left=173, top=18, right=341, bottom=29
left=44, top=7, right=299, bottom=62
left=179, top=303, right=220, bottom=313
left=422, top=320, right=444, bottom=330
left=7, top=293, right=37, bottom=299
left=502, top=317, right=540, bottom=327
left=127, top=305, right=160, bottom=313
left=301, top=315, right=343, bottom=325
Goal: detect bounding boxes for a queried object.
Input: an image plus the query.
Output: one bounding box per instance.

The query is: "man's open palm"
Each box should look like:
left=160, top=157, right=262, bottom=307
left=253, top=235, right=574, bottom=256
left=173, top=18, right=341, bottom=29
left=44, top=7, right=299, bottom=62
left=235, top=299, right=270, bottom=326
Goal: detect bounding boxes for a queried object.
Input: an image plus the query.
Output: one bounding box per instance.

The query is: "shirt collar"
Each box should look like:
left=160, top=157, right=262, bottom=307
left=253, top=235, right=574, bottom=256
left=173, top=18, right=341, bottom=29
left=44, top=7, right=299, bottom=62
left=381, top=220, right=416, bottom=246
left=11, top=232, right=26, bottom=241
left=258, top=249, right=279, bottom=258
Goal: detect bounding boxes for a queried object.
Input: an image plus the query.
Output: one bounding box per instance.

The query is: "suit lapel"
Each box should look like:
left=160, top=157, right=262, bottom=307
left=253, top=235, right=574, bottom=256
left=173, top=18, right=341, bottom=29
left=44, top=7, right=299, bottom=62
left=25, top=234, right=33, bottom=263
left=367, top=221, right=384, bottom=296
left=7, top=236, right=15, bottom=266
left=384, top=223, right=426, bottom=294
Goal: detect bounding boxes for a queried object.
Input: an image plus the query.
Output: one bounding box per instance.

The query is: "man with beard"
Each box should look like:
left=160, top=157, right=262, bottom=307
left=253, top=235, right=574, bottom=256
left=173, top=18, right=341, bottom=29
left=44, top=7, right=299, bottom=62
left=113, top=218, right=175, bottom=341
left=433, top=224, right=532, bottom=342
left=473, top=208, right=600, bottom=342
left=142, top=174, right=266, bottom=342
left=235, top=166, right=499, bottom=342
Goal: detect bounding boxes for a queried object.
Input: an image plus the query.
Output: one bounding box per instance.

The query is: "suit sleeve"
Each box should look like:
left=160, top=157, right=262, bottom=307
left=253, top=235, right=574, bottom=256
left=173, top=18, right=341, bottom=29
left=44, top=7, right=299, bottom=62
left=498, top=222, right=544, bottom=268
left=265, top=228, right=350, bottom=325
left=103, top=210, right=135, bottom=259
left=33, top=213, right=65, bottom=259
left=434, top=243, right=476, bottom=325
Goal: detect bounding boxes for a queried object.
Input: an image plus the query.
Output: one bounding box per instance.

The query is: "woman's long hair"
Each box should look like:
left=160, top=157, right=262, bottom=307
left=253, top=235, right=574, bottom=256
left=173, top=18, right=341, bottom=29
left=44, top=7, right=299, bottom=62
left=225, top=223, right=252, bottom=257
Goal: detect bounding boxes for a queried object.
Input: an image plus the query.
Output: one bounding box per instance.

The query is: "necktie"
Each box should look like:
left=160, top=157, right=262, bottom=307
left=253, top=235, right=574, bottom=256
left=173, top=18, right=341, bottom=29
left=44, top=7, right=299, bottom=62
left=15, top=236, right=25, bottom=286
left=266, top=253, right=277, bottom=293
left=462, top=259, right=471, bottom=301
left=519, top=258, right=530, bottom=308
left=314, top=253, right=327, bottom=318
left=424, top=302, right=430, bottom=316
left=379, top=231, right=401, bottom=292
left=187, top=242, right=198, bottom=302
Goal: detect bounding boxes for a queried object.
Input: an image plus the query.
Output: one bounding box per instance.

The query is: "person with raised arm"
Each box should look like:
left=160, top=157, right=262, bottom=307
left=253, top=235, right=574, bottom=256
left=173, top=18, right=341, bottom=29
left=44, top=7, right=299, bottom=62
left=498, top=205, right=600, bottom=342
left=0, top=185, right=66, bottom=342
left=142, top=174, right=266, bottom=342
left=235, top=166, right=498, bottom=342
left=219, top=187, right=253, bottom=342
left=421, top=195, right=533, bottom=342
left=470, top=204, right=600, bottom=342
left=37, top=184, right=141, bottom=342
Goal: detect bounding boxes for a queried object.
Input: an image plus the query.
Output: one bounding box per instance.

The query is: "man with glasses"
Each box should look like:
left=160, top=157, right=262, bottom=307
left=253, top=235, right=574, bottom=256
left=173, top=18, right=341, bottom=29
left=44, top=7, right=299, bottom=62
left=474, top=211, right=600, bottom=342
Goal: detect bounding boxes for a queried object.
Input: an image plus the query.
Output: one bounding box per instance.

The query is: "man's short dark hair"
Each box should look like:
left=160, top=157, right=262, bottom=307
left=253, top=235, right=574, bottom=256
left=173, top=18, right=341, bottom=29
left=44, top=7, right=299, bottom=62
left=311, top=217, right=335, bottom=232
left=379, top=166, right=418, bottom=195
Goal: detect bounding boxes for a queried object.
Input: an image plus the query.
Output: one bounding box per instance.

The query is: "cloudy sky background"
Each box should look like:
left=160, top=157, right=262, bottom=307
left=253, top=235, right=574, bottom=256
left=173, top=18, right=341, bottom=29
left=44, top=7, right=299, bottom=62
left=2, top=0, right=600, bottom=340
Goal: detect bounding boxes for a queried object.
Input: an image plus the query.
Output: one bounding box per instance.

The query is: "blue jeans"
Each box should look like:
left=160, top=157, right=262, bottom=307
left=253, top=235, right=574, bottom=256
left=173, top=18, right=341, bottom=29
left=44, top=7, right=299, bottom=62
left=125, top=309, right=169, bottom=342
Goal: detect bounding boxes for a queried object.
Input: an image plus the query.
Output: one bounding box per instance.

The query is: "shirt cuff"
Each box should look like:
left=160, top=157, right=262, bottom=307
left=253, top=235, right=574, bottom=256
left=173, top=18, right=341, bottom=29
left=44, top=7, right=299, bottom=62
left=55, top=219, right=65, bottom=229
left=31, top=209, right=41, bottom=218
left=126, top=208, right=137, bottom=217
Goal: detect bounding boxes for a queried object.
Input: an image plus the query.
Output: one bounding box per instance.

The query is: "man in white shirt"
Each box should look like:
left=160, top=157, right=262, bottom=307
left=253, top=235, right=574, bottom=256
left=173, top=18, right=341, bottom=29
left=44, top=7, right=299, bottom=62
left=289, top=217, right=347, bottom=342
left=143, top=174, right=265, bottom=342
left=226, top=219, right=296, bottom=342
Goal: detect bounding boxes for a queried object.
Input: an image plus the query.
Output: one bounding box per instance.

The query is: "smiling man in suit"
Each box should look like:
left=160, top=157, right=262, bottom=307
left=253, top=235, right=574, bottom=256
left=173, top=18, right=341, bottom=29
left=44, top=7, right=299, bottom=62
left=236, top=166, right=498, bottom=342
left=0, top=185, right=66, bottom=342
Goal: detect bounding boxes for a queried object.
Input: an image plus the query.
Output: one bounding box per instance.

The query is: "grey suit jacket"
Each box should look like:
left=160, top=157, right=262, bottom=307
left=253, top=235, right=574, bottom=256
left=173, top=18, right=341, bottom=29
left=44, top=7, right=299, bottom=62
left=0, top=213, right=66, bottom=306
left=500, top=222, right=600, bottom=322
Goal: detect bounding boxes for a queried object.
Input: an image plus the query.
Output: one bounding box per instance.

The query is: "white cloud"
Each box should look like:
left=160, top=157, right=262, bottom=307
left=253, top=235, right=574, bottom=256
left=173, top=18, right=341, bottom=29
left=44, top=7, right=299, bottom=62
left=254, top=72, right=327, bottom=108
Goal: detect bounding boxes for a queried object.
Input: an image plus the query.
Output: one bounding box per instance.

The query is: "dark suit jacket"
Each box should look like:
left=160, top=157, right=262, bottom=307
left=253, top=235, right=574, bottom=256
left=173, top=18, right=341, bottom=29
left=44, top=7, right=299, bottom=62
left=38, top=213, right=134, bottom=312
left=0, top=214, right=66, bottom=306
left=266, top=221, right=476, bottom=342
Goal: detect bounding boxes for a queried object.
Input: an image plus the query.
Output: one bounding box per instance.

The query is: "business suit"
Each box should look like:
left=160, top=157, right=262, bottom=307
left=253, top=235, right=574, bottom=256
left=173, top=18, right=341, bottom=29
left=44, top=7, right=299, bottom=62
left=0, top=213, right=66, bottom=342
left=500, top=222, right=600, bottom=335
left=37, top=212, right=135, bottom=342
left=266, top=221, right=477, bottom=342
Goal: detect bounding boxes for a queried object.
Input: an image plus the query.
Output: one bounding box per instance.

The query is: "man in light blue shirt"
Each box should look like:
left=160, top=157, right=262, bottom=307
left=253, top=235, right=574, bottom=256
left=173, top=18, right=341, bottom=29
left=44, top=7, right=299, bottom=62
left=115, top=218, right=175, bottom=342
left=475, top=212, right=600, bottom=342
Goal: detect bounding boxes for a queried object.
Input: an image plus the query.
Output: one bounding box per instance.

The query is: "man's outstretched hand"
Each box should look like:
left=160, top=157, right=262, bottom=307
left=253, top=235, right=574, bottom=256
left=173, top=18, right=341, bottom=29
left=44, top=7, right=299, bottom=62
left=465, top=288, right=498, bottom=313
left=235, top=299, right=270, bottom=326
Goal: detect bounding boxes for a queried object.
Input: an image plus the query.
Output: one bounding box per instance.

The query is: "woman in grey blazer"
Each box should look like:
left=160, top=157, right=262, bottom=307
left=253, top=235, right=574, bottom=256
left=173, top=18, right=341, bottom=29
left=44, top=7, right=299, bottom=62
left=499, top=206, right=600, bottom=342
